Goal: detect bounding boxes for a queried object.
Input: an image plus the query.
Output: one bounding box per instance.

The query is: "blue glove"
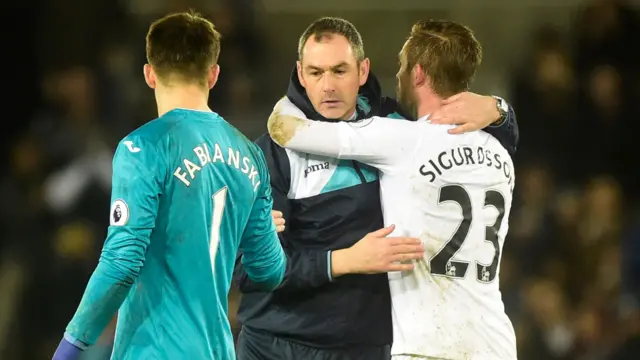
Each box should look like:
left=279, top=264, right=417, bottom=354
left=52, top=337, right=84, bottom=360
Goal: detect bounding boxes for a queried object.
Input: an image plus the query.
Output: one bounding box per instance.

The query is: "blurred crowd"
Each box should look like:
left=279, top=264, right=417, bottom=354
left=0, top=0, right=639, bottom=359
left=505, top=1, right=640, bottom=359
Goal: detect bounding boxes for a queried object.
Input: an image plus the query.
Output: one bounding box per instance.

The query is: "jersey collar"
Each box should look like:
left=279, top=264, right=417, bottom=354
left=417, top=114, right=431, bottom=122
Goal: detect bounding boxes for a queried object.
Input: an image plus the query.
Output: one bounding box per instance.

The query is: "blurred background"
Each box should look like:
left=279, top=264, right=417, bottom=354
left=1, top=0, right=639, bottom=359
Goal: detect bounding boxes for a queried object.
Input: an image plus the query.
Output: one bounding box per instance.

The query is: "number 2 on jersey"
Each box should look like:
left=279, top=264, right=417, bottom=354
left=209, top=187, right=228, bottom=274
left=429, top=185, right=506, bottom=283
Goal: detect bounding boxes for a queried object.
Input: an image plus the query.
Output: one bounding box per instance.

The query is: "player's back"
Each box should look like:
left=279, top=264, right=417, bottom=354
left=381, top=120, right=517, bottom=359
left=111, top=109, right=277, bottom=359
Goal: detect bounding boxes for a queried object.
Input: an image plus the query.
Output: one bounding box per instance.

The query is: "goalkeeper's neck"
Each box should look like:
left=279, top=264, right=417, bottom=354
left=154, top=84, right=212, bottom=117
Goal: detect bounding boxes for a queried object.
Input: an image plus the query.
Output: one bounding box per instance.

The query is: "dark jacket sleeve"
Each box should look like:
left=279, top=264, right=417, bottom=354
left=233, top=134, right=332, bottom=293
left=483, top=99, right=519, bottom=156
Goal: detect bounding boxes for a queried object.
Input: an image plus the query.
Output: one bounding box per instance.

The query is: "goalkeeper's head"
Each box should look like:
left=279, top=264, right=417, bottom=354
left=144, top=10, right=221, bottom=92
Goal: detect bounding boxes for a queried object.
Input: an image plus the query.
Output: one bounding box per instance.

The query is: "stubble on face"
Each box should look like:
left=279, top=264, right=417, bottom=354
left=396, top=47, right=418, bottom=119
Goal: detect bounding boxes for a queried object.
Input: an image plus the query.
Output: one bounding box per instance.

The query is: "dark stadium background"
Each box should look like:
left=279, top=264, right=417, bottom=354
left=1, top=0, right=639, bottom=359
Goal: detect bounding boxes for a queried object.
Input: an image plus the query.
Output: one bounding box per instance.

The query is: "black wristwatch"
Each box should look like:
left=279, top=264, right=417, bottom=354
left=491, top=96, right=508, bottom=126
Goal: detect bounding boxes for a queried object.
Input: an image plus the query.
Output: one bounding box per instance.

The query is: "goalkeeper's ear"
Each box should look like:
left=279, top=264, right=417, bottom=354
left=143, top=64, right=157, bottom=89
left=208, top=64, right=220, bottom=89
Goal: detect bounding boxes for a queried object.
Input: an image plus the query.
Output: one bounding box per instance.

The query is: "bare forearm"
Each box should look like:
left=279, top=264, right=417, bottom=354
left=330, top=248, right=354, bottom=278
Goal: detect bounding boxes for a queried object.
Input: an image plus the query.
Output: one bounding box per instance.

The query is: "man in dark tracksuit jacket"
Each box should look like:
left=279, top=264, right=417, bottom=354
left=233, top=65, right=519, bottom=360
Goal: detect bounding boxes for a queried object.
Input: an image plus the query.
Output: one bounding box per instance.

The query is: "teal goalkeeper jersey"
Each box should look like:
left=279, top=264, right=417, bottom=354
left=64, top=109, right=286, bottom=360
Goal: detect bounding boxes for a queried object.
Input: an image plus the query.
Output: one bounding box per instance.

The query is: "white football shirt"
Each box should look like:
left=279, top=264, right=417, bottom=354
left=271, top=97, right=517, bottom=360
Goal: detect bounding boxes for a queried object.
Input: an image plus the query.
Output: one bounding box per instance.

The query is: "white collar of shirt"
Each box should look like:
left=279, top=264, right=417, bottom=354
left=418, top=114, right=431, bottom=122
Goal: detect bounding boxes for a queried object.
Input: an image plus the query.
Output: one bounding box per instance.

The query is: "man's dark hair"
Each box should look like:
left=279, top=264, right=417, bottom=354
left=403, top=19, right=482, bottom=97
left=146, top=10, right=221, bottom=85
left=297, top=17, right=365, bottom=62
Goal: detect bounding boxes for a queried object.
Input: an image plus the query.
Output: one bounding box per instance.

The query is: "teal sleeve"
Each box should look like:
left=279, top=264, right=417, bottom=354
left=239, top=149, right=286, bottom=291
left=65, top=136, right=164, bottom=345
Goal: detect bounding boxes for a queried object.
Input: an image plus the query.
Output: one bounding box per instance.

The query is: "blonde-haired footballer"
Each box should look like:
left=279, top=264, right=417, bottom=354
left=268, top=19, right=517, bottom=360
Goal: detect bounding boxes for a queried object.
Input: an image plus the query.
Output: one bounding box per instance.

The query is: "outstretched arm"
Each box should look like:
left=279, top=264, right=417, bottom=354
left=267, top=97, right=416, bottom=171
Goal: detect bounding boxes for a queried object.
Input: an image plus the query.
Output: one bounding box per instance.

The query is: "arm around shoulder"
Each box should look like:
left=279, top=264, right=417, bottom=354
left=484, top=96, right=519, bottom=155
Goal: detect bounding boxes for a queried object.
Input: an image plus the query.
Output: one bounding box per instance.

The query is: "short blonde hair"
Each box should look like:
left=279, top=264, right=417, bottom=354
left=402, top=19, right=482, bottom=97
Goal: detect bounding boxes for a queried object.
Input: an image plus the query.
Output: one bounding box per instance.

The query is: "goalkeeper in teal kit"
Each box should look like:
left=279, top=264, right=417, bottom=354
left=53, top=11, right=287, bottom=360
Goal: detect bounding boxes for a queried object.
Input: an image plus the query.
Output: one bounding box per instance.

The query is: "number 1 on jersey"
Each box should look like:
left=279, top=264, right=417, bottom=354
left=209, top=187, right=228, bottom=274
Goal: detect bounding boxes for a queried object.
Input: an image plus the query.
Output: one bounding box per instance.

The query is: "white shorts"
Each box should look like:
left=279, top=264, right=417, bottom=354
left=392, top=356, right=447, bottom=360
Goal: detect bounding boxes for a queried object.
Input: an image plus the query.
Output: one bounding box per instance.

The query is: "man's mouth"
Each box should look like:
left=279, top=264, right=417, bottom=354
left=322, top=100, right=342, bottom=107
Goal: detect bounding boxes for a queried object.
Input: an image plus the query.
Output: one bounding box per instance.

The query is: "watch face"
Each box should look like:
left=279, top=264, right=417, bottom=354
left=498, top=99, right=509, bottom=113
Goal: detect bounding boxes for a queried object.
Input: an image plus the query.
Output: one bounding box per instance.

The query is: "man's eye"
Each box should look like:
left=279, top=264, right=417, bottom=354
left=310, top=71, right=321, bottom=76
left=334, top=70, right=346, bottom=75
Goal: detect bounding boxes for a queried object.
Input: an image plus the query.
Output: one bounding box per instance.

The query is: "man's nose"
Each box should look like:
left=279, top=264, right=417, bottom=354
left=321, top=74, right=336, bottom=92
